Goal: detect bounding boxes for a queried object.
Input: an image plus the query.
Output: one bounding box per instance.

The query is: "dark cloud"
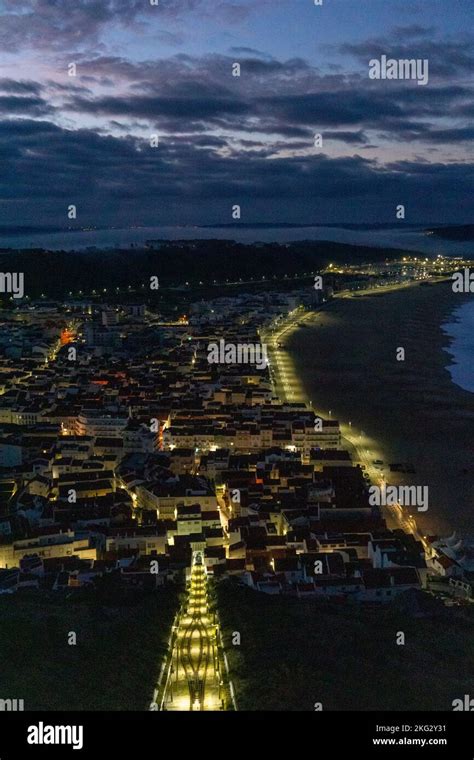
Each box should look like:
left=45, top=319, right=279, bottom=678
left=0, top=118, right=471, bottom=226
left=392, top=25, right=436, bottom=39
left=0, top=5, right=471, bottom=227
left=0, top=0, right=147, bottom=51
left=66, top=93, right=251, bottom=120
left=403, top=127, right=474, bottom=143
left=236, top=57, right=311, bottom=76
left=46, top=80, right=93, bottom=95
left=66, top=52, right=315, bottom=95
left=0, top=0, right=268, bottom=52
left=261, top=91, right=403, bottom=127
left=458, top=103, right=474, bottom=118
left=341, top=34, right=474, bottom=79
left=0, top=95, right=53, bottom=116
left=53, top=52, right=473, bottom=144
left=0, top=78, right=42, bottom=95
left=229, top=46, right=270, bottom=57
left=324, top=130, right=369, bottom=145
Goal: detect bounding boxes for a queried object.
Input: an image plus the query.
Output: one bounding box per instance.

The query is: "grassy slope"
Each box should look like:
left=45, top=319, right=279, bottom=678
left=0, top=586, right=179, bottom=711
left=217, top=580, right=474, bottom=711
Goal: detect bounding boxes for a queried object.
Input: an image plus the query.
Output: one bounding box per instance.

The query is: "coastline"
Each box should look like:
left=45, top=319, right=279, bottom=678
left=280, top=282, right=474, bottom=537
left=442, top=300, right=474, bottom=393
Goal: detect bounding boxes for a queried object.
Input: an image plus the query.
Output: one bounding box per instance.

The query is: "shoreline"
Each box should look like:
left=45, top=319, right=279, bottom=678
left=267, top=282, right=474, bottom=538
left=1, top=225, right=473, bottom=256
left=442, top=300, right=474, bottom=394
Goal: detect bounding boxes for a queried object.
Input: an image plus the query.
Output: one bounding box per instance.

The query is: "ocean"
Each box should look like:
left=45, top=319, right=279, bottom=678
left=287, top=283, right=474, bottom=536
left=443, top=299, right=474, bottom=394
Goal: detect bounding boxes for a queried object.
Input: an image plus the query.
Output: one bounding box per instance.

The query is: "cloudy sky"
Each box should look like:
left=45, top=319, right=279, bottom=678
left=0, top=0, right=472, bottom=227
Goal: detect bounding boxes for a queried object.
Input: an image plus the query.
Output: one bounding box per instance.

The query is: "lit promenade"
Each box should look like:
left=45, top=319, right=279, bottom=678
left=161, top=555, right=225, bottom=711
left=264, top=309, right=431, bottom=555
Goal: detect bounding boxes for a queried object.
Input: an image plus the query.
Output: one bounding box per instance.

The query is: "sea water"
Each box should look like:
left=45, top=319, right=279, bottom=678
left=443, top=299, right=474, bottom=393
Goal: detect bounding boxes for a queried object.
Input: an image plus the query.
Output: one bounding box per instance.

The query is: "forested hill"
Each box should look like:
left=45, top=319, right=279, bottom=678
left=0, top=239, right=417, bottom=299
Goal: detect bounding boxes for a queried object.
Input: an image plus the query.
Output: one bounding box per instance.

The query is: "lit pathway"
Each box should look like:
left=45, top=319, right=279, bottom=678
left=264, top=308, right=432, bottom=556
left=160, top=553, right=230, bottom=711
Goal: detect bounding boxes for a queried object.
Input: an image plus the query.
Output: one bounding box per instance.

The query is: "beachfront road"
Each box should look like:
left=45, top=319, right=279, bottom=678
left=263, top=301, right=431, bottom=556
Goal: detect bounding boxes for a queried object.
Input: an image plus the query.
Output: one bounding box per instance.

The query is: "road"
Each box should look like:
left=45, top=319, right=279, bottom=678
left=263, top=300, right=432, bottom=555
left=335, top=278, right=432, bottom=299
left=262, top=305, right=313, bottom=403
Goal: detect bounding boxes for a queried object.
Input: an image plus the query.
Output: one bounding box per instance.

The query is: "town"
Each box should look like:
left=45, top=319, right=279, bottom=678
left=0, top=263, right=470, bottom=611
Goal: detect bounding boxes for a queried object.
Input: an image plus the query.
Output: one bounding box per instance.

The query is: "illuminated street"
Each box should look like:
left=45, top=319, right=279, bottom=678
left=161, top=554, right=227, bottom=711
left=264, top=307, right=431, bottom=555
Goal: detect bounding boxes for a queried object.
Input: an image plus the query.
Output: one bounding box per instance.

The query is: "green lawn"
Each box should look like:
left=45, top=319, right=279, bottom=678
left=217, top=580, right=474, bottom=711
left=0, top=584, right=179, bottom=710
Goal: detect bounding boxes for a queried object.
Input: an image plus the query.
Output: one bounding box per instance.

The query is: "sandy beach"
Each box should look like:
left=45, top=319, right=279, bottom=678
left=286, top=282, right=474, bottom=537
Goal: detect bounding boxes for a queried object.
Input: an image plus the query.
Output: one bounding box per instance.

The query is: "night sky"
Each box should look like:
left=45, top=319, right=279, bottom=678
left=0, top=0, right=472, bottom=227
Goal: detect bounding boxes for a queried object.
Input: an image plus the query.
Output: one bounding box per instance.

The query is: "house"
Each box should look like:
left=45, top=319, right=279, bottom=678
left=360, top=567, right=421, bottom=601
left=431, top=552, right=462, bottom=578
left=273, top=556, right=303, bottom=584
